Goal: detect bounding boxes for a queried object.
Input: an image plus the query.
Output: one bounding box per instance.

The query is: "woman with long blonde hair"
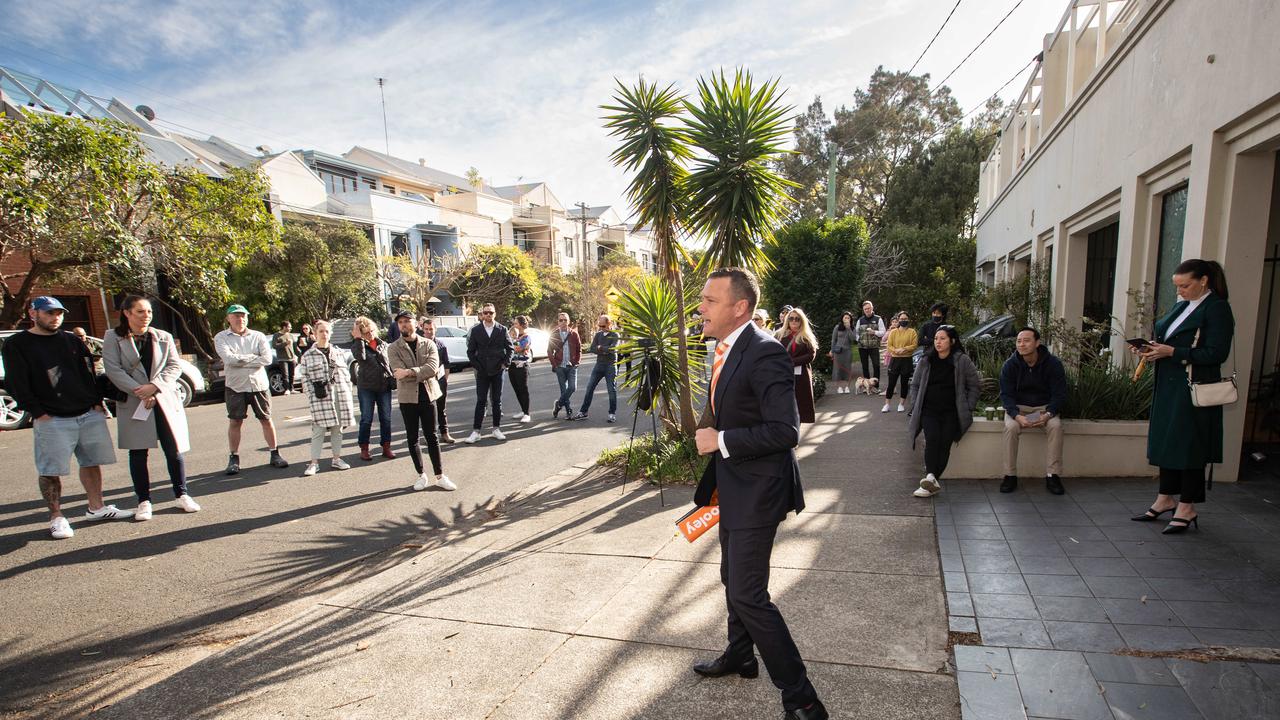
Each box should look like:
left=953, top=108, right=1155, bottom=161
left=780, top=307, right=818, bottom=423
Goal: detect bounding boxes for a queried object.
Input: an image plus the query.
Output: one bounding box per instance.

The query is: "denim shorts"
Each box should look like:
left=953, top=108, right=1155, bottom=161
left=33, top=410, right=118, bottom=477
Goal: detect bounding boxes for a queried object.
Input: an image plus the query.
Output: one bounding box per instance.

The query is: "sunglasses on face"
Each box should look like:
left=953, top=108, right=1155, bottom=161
left=481, top=310, right=494, bottom=315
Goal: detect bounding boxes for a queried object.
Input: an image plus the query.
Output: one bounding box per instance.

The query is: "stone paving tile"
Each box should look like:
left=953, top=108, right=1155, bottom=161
left=1099, top=598, right=1181, bottom=626
left=978, top=618, right=1053, bottom=649
left=1143, top=577, right=1229, bottom=602
left=1130, top=558, right=1206, bottom=579
left=1061, top=540, right=1124, bottom=558
left=998, top=514, right=1050, bottom=527
left=1043, top=512, right=1097, bottom=526
left=1009, top=648, right=1113, bottom=720
left=1114, top=624, right=1200, bottom=651
left=960, top=539, right=1014, bottom=556
left=1082, top=575, right=1158, bottom=600
left=1007, top=540, right=1068, bottom=557
left=1249, top=662, right=1280, bottom=690
left=957, top=670, right=1025, bottom=720
left=1099, top=524, right=1165, bottom=542
left=1188, top=627, right=1274, bottom=648
left=1166, top=659, right=1280, bottom=720
left=1071, top=557, right=1139, bottom=577
left=1051, top=526, right=1110, bottom=543
left=1044, top=620, right=1125, bottom=652
left=1166, top=600, right=1266, bottom=630
left=947, top=592, right=975, bottom=617
left=941, top=553, right=965, bottom=572
left=1016, top=555, right=1080, bottom=575
left=1034, top=596, right=1109, bottom=623
left=1099, top=682, right=1205, bottom=720
left=1001, top=525, right=1057, bottom=541
left=945, top=571, right=969, bottom=593
left=1185, top=557, right=1266, bottom=581
left=1083, top=652, right=1179, bottom=686
left=968, top=573, right=1030, bottom=595
left=1024, top=573, right=1092, bottom=597
left=964, top=554, right=1021, bottom=574
left=956, top=525, right=1006, bottom=540
left=950, top=616, right=979, bottom=633
left=972, top=593, right=1041, bottom=620
left=1112, top=540, right=1182, bottom=559
left=954, top=645, right=1012, bottom=674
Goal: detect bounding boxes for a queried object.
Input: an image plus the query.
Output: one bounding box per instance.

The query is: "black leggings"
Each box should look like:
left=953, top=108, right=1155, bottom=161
left=1158, top=466, right=1206, bottom=504
left=921, top=410, right=961, bottom=480
left=886, top=356, right=913, bottom=399
left=129, top=405, right=187, bottom=502
left=859, top=348, right=881, bottom=381
left=508, top=365, right=531, bottom=414
left=401, top=398, right=443, bottom=476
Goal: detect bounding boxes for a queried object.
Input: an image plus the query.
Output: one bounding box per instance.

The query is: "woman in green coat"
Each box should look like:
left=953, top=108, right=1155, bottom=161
left=1131, top=259, right=1234, bottom=534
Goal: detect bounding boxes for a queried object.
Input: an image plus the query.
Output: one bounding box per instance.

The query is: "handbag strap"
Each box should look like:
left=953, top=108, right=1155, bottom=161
left=1185, top=327, right=1238, bottom=387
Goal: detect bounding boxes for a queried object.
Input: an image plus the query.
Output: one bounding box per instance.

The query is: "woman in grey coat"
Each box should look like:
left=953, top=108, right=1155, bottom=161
left=828, top=311, right=857, bottom=393
left=907, top=325, right=982, bottom=498
left=102, top=295, right=199, bottom=520
left=299, top=320, right=356, bottom=476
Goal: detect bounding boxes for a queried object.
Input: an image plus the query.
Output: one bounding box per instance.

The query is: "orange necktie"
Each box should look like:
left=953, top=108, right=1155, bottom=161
left=709, top=341, right=729, bottom=413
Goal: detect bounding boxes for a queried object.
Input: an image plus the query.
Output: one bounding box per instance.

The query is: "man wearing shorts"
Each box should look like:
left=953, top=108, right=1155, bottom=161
left=214, top=304, right=288, bottom=474
left=1, top=297, right=132, bottom=539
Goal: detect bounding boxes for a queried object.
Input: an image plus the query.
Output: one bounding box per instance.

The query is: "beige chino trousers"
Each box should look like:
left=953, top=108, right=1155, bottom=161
left=1003, top=404, right=1063, bottom=476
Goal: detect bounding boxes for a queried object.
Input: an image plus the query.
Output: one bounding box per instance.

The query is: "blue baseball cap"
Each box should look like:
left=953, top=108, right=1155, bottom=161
left=30, top=296, right=66, bottom=312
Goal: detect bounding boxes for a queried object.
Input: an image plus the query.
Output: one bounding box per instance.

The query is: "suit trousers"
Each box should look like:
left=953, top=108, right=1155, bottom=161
left=858, top=347, right=881, bottom=381
left=473, top=371, right=503, bottom=430
left=1002, top=404, right=1063, bottom=477
left=719, top=523, right=817, bottom=711
left=436, top=375, right=449, bottom=436
left=1159, top=466, right=1206, bottom=504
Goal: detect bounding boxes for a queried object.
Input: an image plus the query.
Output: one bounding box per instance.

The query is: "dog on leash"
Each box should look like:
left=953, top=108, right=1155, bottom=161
left=854, top=377, right=881, bottom=396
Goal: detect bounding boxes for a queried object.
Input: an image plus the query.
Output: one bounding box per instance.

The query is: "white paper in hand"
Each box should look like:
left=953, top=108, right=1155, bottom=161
left=1024, top=411, right=1042, bottom=424
left=132, top=401, right=153, bottom=422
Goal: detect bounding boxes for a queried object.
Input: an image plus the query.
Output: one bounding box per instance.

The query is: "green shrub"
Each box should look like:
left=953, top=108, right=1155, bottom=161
left=598, top=432, right=708, bottom=485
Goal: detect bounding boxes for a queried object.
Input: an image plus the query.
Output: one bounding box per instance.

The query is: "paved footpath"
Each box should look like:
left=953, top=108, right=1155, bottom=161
left=87, top=392, right=962, bottom=719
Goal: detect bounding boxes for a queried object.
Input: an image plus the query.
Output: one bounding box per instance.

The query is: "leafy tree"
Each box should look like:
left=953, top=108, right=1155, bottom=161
left=762, top=217, right=869, bottom=338
left=0, top=113, right=278, bottom=354
left=775, top=97, right=833, bottom=220
left=465, top=166, right=483, bottom=189
left=452, top=244, right=541, bottom=319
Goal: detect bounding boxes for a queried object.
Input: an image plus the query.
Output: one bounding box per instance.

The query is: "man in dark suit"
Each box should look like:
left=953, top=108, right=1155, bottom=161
left=464, top=302, right=513, bottom=444
left=692, top=268, right=826, bottom=720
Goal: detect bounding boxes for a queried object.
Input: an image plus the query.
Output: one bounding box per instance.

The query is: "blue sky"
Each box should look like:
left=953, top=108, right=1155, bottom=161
left=1, top=0, right=1066, bottom=216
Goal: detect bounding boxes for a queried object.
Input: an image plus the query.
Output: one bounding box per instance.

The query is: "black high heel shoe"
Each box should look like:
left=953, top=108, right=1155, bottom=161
left=1131, top=506, right=1174, bottom=522
left=1162, top=515, right=1199, bottom=534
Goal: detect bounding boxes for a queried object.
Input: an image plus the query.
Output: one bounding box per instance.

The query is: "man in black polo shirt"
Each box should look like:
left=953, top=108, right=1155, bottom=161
left=2, top=297, right=132, bottom=539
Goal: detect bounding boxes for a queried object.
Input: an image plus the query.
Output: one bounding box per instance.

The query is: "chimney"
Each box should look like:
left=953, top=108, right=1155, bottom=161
left=418, top=158, right=426, bottom=166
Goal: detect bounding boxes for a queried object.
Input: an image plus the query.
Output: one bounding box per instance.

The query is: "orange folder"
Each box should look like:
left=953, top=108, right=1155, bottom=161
left=676, top=491, right=719, bottom=543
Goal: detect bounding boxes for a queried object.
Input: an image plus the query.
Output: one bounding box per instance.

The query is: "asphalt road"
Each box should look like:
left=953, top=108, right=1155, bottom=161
left=0, top=361, right=638, bottom=716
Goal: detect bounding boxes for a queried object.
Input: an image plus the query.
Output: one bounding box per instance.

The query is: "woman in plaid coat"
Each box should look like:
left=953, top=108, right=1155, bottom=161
left=300, top=320, right=356, bottom=476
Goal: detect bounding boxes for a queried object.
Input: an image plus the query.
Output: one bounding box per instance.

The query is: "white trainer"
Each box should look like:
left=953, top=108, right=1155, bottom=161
left=303, top=462, right=319, bottom=477
left=881, top=403, right=890, bottom=413
left=918, top=474, right=941, bottom=494
left=50, top=516, right=74, bottom=539
left=519, top=414, right=531, bottom=423
left=912, top=487, right=938, bottom=498
left=491, top=427, right=506, bottom=441
left=135, top=500, right=153, bottom=521
left=897, top=403, right=905, bottom=412
left=413, top=473, right=430, bottom=491
left=464, top=431, right=481, bottom=444
left=83, top=504, right=134, bottom=522
left=434, top=475, right=457, bottom=491
left=175, top=495, right=201, bottom=513
left=331, top=458, right=351, bottom=471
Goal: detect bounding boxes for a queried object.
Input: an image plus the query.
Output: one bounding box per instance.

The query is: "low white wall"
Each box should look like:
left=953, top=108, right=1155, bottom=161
left=942, top=419, right=1153, bottom=479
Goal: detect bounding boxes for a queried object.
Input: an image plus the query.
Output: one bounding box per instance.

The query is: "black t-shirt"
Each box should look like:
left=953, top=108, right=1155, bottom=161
left=134, top=332, right=154, bottom=371
left=923, top=353, right=957, bottom=416
left=0, top=330, right=101, bottom=417
left=404, top=337, right=419, bottom=356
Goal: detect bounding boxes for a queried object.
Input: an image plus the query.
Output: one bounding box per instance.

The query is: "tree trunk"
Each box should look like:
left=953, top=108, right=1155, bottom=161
left=670, top=270, right=698, bottom=436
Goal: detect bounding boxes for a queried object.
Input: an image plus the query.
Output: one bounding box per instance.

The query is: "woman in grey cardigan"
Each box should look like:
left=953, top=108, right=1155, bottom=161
left=828, top=311, right=857, bottom=394
left=103, top=295, right=199, bottom=520
left=907, top=325, right=982, bottom=498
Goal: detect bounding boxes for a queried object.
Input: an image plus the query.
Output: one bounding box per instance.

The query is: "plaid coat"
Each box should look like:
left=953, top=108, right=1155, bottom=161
left=300, top=344, right=355, bottom=429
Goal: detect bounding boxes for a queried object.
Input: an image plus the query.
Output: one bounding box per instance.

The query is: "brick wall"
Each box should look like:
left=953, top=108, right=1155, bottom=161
left=1, top=254, right=111, bottom=337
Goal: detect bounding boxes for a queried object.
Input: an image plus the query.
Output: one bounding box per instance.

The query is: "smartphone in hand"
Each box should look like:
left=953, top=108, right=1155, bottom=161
left=1126, top=338, right=1153, bottom=350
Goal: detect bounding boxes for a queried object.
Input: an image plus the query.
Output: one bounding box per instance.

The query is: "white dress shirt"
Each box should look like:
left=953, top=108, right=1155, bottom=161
left=1164, top=290, right=1211, bottom=339
left=713, top=319, right=755, bottom=459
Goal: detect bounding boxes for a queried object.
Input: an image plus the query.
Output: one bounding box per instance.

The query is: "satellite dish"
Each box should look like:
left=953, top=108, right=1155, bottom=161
left=135, top=105, right=156, bottom=121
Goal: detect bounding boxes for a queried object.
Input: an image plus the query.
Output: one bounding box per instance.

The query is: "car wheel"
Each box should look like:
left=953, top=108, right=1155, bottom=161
left=0, top=390, right=30, bottom=430
left=268, top=369, right=288, bottom=396
left=175, top=377, right=194, bottom=407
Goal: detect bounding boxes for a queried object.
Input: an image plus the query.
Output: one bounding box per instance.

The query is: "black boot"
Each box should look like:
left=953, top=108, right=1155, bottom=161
left=1046, top=474, right=1065, bottom=495
left=999, top=475, right=1017, bottom=493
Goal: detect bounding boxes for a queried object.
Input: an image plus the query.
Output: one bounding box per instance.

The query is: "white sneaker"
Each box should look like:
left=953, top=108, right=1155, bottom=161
left=331, top=458, right=351, bottom=471
left=881, top=403, right=890, bottom=413
left=303, top=462, right=319, bottom=477
left=897, top=403, right=905, bottom=412
left=434, top=475, right=457, bottom=491
left=464, top=431, right=481, bottom=444
left=175, top=495, right=201, bottom=513
left=135, top=500, right=153, bottom=521
left=918, top=474, right=941, bottom=494
left=50, top=516, right=74, bottom=539
left=83, top=504, right=133, bottom=521
left=519, top=414, right=531, bottom=423
left=491, top=427, right=506, bottom=441
left=413, top=473, right=430, bottom=491
left=912, top=487, right=937, bottom=498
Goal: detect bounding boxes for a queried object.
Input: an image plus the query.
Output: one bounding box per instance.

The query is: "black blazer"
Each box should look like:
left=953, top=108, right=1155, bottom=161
left=693, top=322, right=805, bottom=530
left=466, top=322, right=513, bottom=377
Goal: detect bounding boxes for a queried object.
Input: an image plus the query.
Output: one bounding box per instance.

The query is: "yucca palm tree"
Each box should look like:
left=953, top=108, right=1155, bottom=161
left=602, top=78, right=700, bottom=433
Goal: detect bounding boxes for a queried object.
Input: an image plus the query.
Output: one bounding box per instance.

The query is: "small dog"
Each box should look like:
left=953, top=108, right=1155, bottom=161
left=854, top=377, right=880, bottom=396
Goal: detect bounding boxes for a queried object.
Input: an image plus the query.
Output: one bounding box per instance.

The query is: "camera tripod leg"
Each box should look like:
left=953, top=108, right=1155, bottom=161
left=621, top=400, right=644, bottom=494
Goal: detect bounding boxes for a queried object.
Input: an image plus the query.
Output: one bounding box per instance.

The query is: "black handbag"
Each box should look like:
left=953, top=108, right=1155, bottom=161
left=97, top=373, right=129, bottom=403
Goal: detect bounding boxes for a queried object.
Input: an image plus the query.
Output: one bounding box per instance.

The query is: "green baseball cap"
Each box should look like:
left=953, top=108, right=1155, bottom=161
left=226, top=304, right=250, bottom=316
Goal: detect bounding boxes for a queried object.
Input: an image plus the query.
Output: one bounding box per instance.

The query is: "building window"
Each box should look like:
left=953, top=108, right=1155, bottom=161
left=390, top=232, right=409, bottom=257
left=382, top=184, right=395, bottom=195
left=1083, top=222, right=1119, bottom=329
left=362, top=177, right=376, bottom=190
left=1154, top=185, right=1188, bottom=318
left=565, top=236, right=574, bottom=258
left=514, top=228, right=528, bottom=251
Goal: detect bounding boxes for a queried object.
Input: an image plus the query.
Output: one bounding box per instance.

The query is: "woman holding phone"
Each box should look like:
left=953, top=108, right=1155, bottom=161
left=1130, top=259, right=1234, bottom=534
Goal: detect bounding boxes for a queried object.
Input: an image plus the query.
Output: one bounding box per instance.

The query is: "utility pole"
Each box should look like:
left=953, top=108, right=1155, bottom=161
left=377, top=78, right=390, bottom=155
left=826, top=146, right=838, bottom=219
left=576, top=202, right=590, bottom=263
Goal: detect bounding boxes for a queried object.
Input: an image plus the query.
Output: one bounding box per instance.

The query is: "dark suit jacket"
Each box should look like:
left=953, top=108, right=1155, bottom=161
left=693, top=322, right=805, bottom=530
left=466, top=322, right=513, bottom=377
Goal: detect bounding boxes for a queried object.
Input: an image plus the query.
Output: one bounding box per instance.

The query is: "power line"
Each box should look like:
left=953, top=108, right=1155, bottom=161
left=924, top=56, right=1036, bottom=143
left=934, top=0, right=1027, bottom=90
left=904, top=0, right=965, bottom=77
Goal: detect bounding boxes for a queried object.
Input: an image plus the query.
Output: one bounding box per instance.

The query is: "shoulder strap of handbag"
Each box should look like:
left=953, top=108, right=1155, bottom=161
left=1185, top=328, right=1238, bottom=387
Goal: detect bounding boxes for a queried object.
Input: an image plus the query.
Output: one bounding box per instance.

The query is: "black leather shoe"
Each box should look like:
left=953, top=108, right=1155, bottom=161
left=692, top=654, right=758, bottom=679
left=1046, top=475, right=1065, bottom=495
left=999, top=475, right=1017, bottom=493
left=786, top=700, right=828, bottom=720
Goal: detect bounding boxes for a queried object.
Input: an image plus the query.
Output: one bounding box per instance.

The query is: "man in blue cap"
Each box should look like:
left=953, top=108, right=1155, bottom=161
left=214, top=304, right=288, bottom=474
left=1, top=297, right=133, bottom=539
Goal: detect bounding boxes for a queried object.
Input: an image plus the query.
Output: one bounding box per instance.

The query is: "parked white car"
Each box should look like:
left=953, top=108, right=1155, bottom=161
left=0, top=330, right=206, bottom=431
left=428, top=325, right=548, bottom=370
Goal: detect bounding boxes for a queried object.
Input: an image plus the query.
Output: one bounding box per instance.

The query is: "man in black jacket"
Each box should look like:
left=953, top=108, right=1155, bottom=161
left=999, top=327, right=1069, bottom=494
left=464, top=303, right=513, bottom=443
left=2, top=297, right=132, bottom=539
left=917, top=302, right=948, bottom=350
left=692, top=269, right=825, bottom=720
